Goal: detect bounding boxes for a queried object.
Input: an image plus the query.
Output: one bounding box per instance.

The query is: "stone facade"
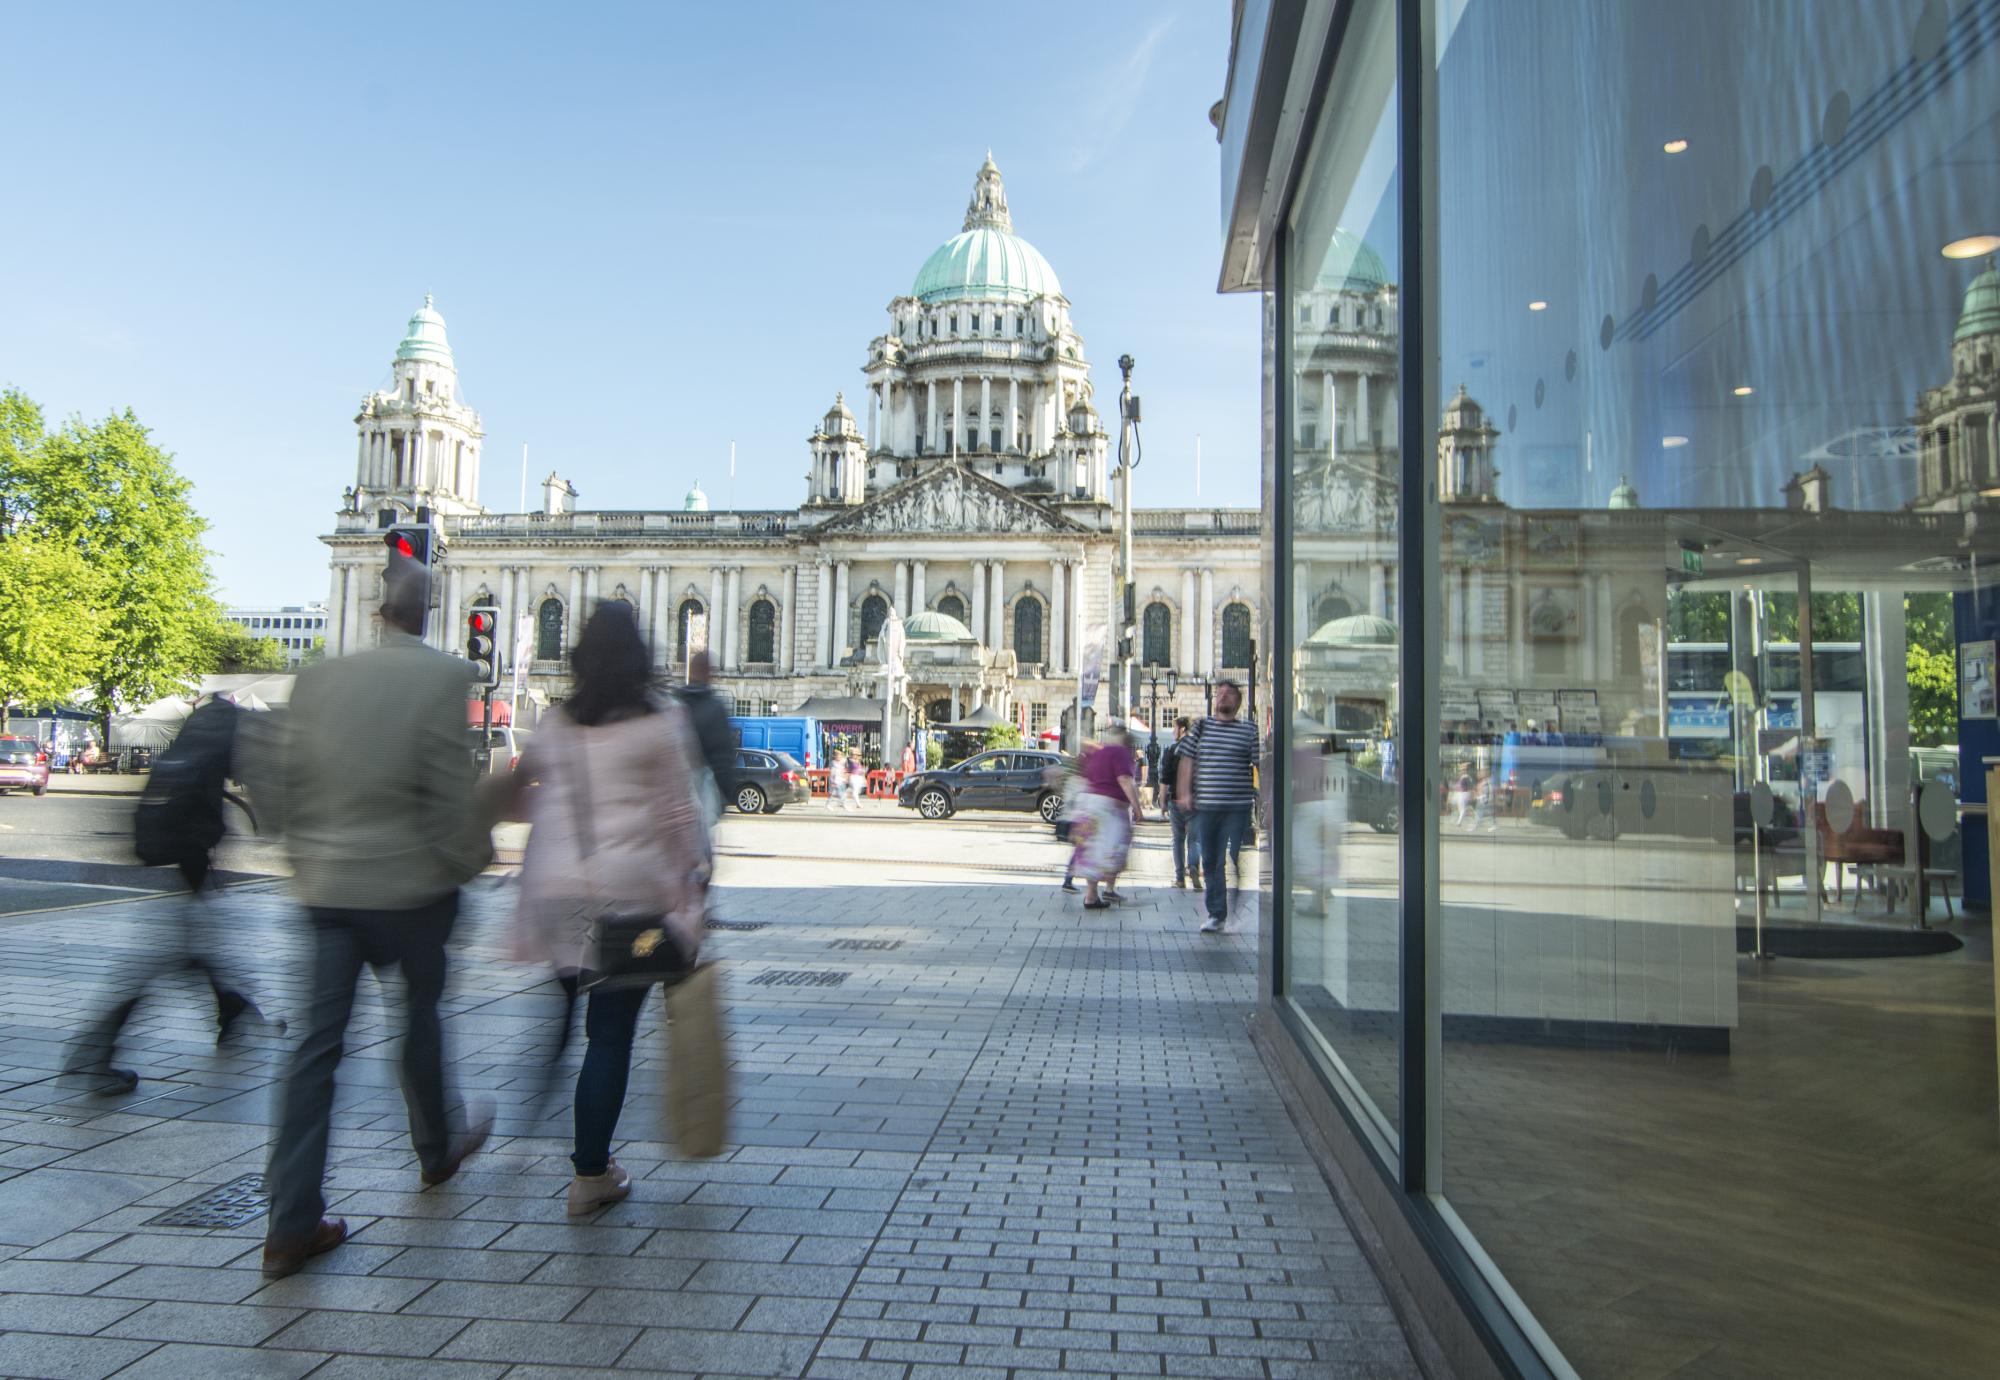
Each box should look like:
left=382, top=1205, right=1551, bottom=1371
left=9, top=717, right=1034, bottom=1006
left=323, top=160, right=1262, bottom=741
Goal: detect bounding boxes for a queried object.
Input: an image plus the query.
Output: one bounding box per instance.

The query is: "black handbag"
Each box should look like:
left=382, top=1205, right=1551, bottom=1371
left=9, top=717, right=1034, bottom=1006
left=561, top=727, right=692, bottom=993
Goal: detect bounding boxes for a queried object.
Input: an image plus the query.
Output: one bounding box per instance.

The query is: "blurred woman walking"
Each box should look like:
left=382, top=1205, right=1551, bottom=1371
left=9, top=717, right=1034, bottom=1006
left=495, top=601, right=710, bottom=1215
left=1071, top=724, right=1143, bottom=911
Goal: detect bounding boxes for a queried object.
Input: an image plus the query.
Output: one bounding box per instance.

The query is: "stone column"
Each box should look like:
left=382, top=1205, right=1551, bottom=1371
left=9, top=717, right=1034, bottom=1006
left=971, top=561, right=987, bottom=643
left=894, top=560, right=910, bottom=615
left=706, top=567, right=724, bottom=660
left=912, top=560, right=927, bottom=612
left=781, top=564, right=797, bottom=673
left=1009, top=378, right=1020, bottom=451
left=989, top=560, right=1006, bottom=649
left=867, top=387, right=878, bottom=452
left=834, top=561, right=851, bottom=662
left=1468, top=569, right=1485, bottom=676
left=1051, top=558, right=1067, bottom=673
left=636, top=564, right=653, bottom=646
left=926, top=380, right=938, bottom=453
left=1596, top=575, right=1615, bottom=681
left=980, top=376, right=992, bottom=450
left=441, top=565, right=462, bottom=653
left=725, top=566, right=743, bottom=670
left=1509, top=569, right=1526, bottom=681
left=1357, top=371, right=1371, bottom=448
left=1321, top=372, right=1336, bottom=455
left=951, top=377, right=964, bottom=457
left=1199, top=568, right=1216, bottom=674
left=1180, top=569, right=1198, bottom=674
left=568, top=567, right=585, bottom=650
left=818, top=560, right=834, bottom=667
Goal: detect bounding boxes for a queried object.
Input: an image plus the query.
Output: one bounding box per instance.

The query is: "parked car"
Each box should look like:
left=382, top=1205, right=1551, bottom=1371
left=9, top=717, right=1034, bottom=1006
left=0, top=736, right=51, bottom=796
left=732, top=749, right=810, bottom=814
left=466, top=724, right=531, bottom=775
left=897, top=748, right=1069, bottom=821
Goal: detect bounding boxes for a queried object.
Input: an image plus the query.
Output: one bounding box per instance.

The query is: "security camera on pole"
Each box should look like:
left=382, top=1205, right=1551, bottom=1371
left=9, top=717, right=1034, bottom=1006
left=1115, top=354, right=1141, bottom=727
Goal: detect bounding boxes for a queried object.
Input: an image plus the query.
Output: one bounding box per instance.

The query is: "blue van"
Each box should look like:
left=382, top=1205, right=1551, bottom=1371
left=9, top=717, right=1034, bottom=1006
left=731, top=716, right=820, bottom=769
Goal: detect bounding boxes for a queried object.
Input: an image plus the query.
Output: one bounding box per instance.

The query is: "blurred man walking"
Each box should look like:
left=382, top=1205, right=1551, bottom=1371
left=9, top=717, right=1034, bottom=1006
left=262, top=557, right=494, bottom=1278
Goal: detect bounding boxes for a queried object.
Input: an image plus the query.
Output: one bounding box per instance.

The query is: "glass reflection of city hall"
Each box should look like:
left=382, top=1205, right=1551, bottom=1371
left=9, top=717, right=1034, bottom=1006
left=1222, top=1, right=2000, bottom=1376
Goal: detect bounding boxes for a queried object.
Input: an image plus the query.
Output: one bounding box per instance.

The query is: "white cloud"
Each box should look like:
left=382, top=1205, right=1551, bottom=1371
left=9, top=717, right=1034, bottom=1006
left=1069, top=14, right=1177, bottom=172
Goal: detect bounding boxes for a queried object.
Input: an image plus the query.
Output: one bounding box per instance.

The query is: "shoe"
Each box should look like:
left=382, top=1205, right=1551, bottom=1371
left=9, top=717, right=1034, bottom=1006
left=567, top=1161, right=633, bottom=1216
left=1173, top=876, right=1186, bottom=888
left=65, top=1062, right=139, bottom=1093
left=1189, top=872, right=1204, bottom=889
left=1060, top=880, right=1078, bottom=893
left=1200, top=918, right=1224, bottom=933
left=1084, top=900, right=1111, bottom=911
left=261, top=1216, right=348, bottom=1279
left=421, top=1102, right=494, bottom=1187
left=1103, top=889, right=1125, bottom=903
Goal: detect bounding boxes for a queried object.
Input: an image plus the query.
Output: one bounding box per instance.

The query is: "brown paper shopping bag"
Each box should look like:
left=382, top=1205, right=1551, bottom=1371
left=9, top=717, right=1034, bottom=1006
left=665, top=962, right=729, bottom=1158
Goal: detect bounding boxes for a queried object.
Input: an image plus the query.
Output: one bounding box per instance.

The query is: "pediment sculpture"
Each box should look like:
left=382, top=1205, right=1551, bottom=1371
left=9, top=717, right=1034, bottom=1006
left=826, top=464, right=1074, bottom=536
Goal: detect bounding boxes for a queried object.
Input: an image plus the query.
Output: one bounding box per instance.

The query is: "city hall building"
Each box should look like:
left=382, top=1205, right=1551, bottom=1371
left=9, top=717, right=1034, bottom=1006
left=1222, top=1, right=2000, bottom=1378
left=320, top=158, right=1263, bottom=745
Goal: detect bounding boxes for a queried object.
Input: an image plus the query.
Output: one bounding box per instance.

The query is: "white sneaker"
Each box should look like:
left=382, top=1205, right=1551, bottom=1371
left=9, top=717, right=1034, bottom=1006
left=567, top=1161, right=633, bottom=1216
left=1200, top=918, right=1224, bottom=934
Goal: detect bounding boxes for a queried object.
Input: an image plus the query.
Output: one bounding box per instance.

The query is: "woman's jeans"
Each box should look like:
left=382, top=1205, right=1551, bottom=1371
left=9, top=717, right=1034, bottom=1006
left=556, top=976, right=651, bottom=1176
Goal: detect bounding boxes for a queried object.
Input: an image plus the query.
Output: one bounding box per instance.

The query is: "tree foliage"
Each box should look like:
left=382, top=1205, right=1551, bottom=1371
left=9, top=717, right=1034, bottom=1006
left=198, top=618, right=288, bottom=675
left=982, top=723, right=1025, bottom=750
left=0, top=389, right=218, bottom=736
left=1665, top=589, right=1730, bottom=642
left=1909, top=641, right=1957, bottom=748
left=0, top=533, right=108, bottom=711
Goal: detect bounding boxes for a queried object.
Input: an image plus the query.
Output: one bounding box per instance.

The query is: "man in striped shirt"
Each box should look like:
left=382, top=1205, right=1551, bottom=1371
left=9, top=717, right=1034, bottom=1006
left=1175, top=679, right=1260, bottom=932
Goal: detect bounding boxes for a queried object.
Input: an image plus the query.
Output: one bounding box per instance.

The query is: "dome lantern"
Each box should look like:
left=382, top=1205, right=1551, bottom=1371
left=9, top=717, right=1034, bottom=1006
left=1956, top=258, right=2000, bottom=343
left=683, top=479, right=710, bottom=513
left=911, top=157, right=1064, bottom=303
left=395, top=292, right=455, bottom=368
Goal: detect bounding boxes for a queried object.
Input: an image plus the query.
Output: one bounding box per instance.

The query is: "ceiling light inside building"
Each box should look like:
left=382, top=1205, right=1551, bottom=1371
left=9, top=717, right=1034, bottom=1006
left=1663, top=138, right=1690, bottom=154
left=1733, top=385, right=1755, bottom=396
left=1943, top=235, right=2000, bottom=259
left=1662, top=435, right=1689, bottom=448
left=1528, top=300, right=1548, bottom=311
left=1737, top=557, right=1764, bottom=566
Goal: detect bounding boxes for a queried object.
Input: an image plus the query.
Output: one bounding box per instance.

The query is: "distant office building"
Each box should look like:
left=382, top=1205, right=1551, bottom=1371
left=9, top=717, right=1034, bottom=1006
left=226, top=604, right=328, bottom=666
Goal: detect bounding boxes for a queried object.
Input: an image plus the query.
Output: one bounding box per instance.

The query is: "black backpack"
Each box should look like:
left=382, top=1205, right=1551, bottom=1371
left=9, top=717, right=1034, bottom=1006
left=134, top=698, right=241, bottom=867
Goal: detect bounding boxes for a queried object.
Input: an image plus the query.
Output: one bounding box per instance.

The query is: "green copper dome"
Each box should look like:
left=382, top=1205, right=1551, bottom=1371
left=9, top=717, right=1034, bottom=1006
left=1608, top=475, right=1640, bottom=510
left=1305, top=613, right=1398, bottom=648
left=912, top=156, right=1063, bottom=304
left=913, top=227, right=1062, bottom=304
left=903, top=610, right=975, bottom=642
left=1315, top=227, right=1389, bottom=294
left=683, top=480, right=709, bottom=513
left=395, top=293, right=455, bottom=366
left=1956, top=265, right=2000, bottom=343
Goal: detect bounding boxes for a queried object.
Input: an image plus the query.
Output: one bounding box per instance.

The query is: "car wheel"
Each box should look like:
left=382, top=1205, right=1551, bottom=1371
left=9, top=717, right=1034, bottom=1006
left=763, top=802, right=783, bottom=814
left=1371, top=800, right=1399, bottom=834
left=1037, top=791, right=1060, bottom=823
left=33, top=785, right=46, bottom=797
left=917, top=788, right=952, bottom=819
left=735, top=784, right=767, bottom=814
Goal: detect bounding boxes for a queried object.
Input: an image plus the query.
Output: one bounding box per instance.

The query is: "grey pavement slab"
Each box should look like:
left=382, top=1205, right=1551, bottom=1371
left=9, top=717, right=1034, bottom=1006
left=0, top=831, right=1416, bottom=1375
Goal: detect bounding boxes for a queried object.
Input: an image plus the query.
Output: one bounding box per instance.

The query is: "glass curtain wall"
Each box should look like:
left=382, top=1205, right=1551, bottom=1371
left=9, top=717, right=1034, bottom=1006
left=1273, top=0, right=2000, bottom=1375
left=1282, top=0, right=1405, bottom=1144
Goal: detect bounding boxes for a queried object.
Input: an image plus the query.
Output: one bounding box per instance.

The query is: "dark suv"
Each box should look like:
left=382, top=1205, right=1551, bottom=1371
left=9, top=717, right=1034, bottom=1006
left=897, top=749, right=1068, bottom=821
left=732, top=749, right=811, bottom=814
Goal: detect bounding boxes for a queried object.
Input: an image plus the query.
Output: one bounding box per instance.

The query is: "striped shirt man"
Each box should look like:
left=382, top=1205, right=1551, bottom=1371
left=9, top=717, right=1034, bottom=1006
left=1182, top=713, right=1260, bottom=808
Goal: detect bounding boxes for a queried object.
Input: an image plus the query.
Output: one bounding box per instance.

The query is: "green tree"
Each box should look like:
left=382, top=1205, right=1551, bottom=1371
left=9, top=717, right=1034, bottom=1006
left=198, top=618, right=288, bottom=674
left=298, top=636, right=327, bottom=667
left=3, top=397, right=218, bottom=742
left=1906, top=591, right=1952, bottom=658
left=1666, top=589, right=1730, bottom=642
left=982, top=723, right=1024, bottom=751
left=1762, top=591, right=1861, bottom=643
left=0, top=533, right=107, bottom=714
left=1909, top=641, right=1957, bottom=747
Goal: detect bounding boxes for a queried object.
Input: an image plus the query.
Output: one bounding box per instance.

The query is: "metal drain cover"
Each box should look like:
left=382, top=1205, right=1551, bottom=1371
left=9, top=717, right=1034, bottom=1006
left=706, top=920, right=769, bottom=932
left=147, top=1173, right=268, bottom=1229
left=829, top=939, right=902, bottom=951
left=749, top=969, right=850, bottom=988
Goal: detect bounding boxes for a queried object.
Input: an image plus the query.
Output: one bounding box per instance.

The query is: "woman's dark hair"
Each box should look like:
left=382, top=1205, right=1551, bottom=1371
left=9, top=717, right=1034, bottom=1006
left=564, top=600, right=656, bottom=727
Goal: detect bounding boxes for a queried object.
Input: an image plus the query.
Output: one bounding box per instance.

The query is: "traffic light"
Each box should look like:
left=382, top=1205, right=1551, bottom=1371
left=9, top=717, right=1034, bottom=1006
left=464, top=605, right=501, bottom=687
left=383, top=524, right=437, bottom=567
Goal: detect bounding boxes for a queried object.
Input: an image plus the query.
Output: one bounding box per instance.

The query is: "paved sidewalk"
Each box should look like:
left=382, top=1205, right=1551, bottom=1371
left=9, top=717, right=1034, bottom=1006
left=0, top=840, right=1419, bottom=1379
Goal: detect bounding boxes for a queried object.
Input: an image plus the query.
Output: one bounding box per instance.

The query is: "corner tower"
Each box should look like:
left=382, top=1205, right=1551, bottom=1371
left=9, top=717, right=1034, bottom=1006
left=351, top=295, right=486, bottom=518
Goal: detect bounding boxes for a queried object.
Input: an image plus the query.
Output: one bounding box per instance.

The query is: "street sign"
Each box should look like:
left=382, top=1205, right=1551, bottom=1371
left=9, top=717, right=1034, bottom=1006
left=1681, top=546, right=1705, bottom=576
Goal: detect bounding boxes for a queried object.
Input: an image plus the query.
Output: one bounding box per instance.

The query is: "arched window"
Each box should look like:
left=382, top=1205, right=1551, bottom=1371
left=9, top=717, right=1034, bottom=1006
left=1221, top=603, right=1253, bottom=669
left=535, top=598, right=564, bottom=662
left=1313, top=592, right=1354, bottom=626
left=1014, top=598, right=1044, bottom=665
left=1142, top=603, right=1172, bottom=667
left=858, top=593, right=888, bottom=648
left=747, top=599, right=776, bottom=664
left=676, top=598, right=705, bottom=665
left=937, top=593, right=967, bottom=625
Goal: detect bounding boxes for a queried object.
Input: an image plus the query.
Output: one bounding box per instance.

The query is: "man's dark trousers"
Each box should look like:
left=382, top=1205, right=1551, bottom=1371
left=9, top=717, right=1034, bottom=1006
left=1195, top=806, right=1251, bottom=921
left=266, top=892, right=457, bottom=1243
left=1170, top=803, right=1203, bottom=883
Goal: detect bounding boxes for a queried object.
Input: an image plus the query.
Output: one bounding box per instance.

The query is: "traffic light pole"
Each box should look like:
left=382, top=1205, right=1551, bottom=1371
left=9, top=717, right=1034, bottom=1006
left=1115, top=355, right=1139, bottom=724
left=476, top=690, right=494, bottom=776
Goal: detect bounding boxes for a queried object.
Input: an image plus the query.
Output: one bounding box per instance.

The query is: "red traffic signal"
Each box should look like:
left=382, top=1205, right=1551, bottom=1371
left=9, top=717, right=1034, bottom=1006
left=464, top=604, right=501, bottom=687
left=383, top=525, right=434, bottom=566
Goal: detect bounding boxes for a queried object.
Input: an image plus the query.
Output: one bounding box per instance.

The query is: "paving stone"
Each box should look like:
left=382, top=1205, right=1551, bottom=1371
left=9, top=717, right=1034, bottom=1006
left=117, top=1342, right=328, bottom=1378
left=436, top=1318, right=640, bottom=1367
left=621, top=1325, right=819, bottom=1376
left=0, top=1331, right=160, bottom=1380
left=101, top=1299, right=302, bottom=1346
left=564, top=1286, right=752, bottom=1330
left=400, top=1279, right=592, bottom=1321
left=0, top=1291, right=146, bottom=1336
left=307, top=1359, right=507, bottom=1380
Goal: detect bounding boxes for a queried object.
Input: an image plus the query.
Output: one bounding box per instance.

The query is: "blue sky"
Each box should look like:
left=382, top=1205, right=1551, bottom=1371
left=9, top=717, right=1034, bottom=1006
left=0, top=1, right=1258, bottom=603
